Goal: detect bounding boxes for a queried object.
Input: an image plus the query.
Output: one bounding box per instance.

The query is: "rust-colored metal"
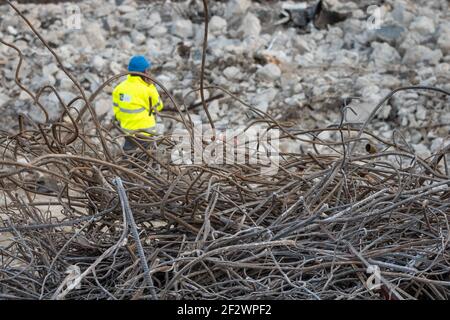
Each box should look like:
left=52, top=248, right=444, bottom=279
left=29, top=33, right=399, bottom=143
left=0, top=0, right=449, bottom=300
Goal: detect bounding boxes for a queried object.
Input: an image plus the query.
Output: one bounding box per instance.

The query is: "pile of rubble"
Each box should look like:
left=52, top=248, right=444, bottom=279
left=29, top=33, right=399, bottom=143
left=0, top=0, right=449, bottom=157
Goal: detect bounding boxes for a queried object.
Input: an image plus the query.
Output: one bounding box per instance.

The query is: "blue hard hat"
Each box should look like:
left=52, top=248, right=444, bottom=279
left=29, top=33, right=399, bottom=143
left=128, top=55, right=151, bottom=72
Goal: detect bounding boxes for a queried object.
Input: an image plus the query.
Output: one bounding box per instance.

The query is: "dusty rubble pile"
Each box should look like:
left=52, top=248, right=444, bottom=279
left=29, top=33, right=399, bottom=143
left=0, top=0, right=449, bottom=155
left=0, top=0, right=450, bottom=300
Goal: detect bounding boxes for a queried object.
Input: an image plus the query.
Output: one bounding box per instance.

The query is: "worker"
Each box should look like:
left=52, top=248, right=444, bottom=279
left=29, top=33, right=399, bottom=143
left=112, top=55, right=164, bottom=152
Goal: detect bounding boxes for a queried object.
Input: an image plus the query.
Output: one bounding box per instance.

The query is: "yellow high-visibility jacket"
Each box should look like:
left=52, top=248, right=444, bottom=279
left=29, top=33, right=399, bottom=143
left=112, top=75, right=164, bottom=135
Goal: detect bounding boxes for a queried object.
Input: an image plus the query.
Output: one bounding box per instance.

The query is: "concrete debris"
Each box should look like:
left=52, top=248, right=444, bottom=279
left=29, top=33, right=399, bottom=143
left=208, top=16, right=227, bottom=36
left=0, top=0, right=448, bottom=156
left=239, top=12, right=261, bottom=38
left=251, top=87, right=278, bottom=113
left=437, top=22, right=450, bottom=55
left=279, top=0, right=348, bottom=30
left=403, top=45, right=443, bottom=66
left=256, top=63, right=281, bottom=82
left=374, top=25, right=406, bottom=45
left=371, top=42, right=401, bottom=69
left=225, top=0, right=251, bottom=20
left=223, top=66, right=242, bottom=80
left=171, top=19, right=194, bottom=39
left=409, top=16, right=436, bottom=36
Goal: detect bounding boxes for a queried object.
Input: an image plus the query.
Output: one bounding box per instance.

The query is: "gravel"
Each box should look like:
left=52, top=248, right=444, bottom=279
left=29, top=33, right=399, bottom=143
left=0, top=0, right=449, bottom=155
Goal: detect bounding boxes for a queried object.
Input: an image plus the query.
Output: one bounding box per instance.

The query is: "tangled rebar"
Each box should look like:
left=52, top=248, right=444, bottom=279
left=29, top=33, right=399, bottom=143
left=1, top=0, right=450, bottom=300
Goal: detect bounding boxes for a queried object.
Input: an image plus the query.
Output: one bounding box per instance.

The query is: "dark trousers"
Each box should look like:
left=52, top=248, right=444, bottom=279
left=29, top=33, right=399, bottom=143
left=123, top=136, right=151, bottom=152
left=122, top=137, right=160, bottom=171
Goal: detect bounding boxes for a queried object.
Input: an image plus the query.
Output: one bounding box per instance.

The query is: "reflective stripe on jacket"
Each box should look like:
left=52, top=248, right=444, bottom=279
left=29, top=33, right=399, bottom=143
left=112, top=75, right=164, bottom=135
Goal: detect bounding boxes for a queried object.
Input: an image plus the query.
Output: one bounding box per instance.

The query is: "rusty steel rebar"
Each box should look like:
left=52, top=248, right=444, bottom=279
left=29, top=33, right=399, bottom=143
left=0, top=0, right=450, bottom=300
